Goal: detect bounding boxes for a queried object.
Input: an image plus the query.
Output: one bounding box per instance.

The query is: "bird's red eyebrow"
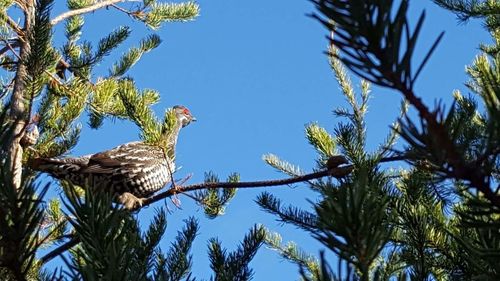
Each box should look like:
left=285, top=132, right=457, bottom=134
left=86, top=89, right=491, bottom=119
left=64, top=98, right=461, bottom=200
left=183, top=108, right=190, bottom=115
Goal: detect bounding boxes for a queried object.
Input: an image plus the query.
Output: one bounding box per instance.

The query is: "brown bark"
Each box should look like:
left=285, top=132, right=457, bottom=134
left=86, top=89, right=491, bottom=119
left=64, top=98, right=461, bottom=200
left=6, top=1, right=34, bottom=189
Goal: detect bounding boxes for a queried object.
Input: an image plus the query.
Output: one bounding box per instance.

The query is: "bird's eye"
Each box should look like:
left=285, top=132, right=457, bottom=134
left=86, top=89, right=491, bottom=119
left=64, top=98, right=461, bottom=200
left=183, top=108, right=190, bottom=115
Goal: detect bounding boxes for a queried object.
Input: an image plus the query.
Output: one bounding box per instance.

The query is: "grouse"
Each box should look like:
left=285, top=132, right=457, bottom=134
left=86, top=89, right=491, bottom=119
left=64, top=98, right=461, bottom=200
left=31, top=105, right=196, bottom=209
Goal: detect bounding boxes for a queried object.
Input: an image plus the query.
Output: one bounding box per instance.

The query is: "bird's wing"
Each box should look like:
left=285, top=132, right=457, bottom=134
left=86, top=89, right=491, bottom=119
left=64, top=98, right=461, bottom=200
left=80, top=142, right=164, bottom=174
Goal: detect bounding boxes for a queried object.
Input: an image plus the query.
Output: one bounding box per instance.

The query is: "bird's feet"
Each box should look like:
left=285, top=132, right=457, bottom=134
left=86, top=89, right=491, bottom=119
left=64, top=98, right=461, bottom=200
left=169, top=177, right=185, bottom=209
left=170, top=189, right=182, bottom=208
left=117, top=192, right=146, bottom=210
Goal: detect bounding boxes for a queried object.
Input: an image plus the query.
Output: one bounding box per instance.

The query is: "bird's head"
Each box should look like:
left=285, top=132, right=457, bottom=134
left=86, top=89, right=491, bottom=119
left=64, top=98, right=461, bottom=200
left=173, top=105, right=196, bottom=127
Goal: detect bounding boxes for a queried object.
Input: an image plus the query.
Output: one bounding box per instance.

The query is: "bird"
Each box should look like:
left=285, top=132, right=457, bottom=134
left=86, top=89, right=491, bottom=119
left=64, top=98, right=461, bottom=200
left=30, top=105, right=196, bottom=209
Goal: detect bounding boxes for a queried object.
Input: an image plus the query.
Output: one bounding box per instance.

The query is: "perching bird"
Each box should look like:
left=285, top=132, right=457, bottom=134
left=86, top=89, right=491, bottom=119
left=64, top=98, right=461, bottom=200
left=30, top=105, right=196, bottom=209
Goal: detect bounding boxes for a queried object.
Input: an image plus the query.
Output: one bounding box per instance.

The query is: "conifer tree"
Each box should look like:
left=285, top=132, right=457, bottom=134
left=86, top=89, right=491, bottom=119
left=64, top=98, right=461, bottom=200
left=0, top=0, right=206, bottom=279
left=259, top=0, right=499, bottom=280
left=1, top=0, right=498, bottom=280
left=0, top=1, right=347, bottom=279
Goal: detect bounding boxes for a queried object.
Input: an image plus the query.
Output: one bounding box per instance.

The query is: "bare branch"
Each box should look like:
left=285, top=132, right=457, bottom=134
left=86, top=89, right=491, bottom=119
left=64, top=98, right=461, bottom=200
left=140, top=155, right=408, bottom=209
left=142, top=155, right=410, bottom=209
left=50, top=0, right=125, bottom=26
left=111, top=3, right=141, bottom=18
left=0, top=40, right=20, bottom=58
left=139, top=165, right=354, bottom=210
left=1, top=15, right=24, bottom=36
left=2, top=39, right=21, bottom=60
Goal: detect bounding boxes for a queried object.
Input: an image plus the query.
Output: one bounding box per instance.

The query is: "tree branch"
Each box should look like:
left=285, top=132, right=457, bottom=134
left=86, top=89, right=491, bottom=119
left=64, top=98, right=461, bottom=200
left=394, top=81, right=500, bottom=207
left=143, top=155, right=410, bottom=209
left=39, top=237, right=79, bottom=264
left=50, top=0, right=125, bottom=26
left=0, top=40, right=20, bottom=58
left=1, top=15, right=24, bottom=36
left=139, top=166, right=353, bottom=209
left=40, top=155, right=411, bottom=263
left=111, top=3, right=141, bottom=18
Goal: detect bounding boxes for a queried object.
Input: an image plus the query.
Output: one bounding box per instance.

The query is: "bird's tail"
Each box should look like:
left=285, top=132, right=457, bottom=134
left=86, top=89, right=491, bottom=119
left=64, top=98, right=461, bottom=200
left=28, top=156, right=89, bottom=174
left=28, top=156, right=95, bottom=188
left=28, top=157, right=61, bottom=171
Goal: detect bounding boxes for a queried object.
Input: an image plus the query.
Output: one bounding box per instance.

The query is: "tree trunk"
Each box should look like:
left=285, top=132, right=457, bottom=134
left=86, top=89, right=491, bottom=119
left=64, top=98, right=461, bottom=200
left=6, top=1, right=33, bottom=189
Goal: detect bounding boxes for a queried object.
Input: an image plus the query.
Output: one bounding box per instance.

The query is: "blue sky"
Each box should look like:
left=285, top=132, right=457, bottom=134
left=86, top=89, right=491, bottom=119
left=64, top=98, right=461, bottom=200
left=42, top=0, right=492, bottom=279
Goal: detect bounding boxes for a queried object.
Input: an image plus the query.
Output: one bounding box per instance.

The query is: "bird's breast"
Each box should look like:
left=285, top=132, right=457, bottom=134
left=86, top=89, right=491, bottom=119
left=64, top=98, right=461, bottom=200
left=132, top=160, right=175, bottom=197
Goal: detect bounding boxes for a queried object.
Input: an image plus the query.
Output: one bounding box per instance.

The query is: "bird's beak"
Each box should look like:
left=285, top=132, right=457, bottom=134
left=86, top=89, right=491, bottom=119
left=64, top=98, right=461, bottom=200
left=191, top=116, right=197, bottom=122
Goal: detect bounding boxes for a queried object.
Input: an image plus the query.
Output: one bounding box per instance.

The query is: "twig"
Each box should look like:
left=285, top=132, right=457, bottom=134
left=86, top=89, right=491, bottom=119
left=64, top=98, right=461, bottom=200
left=0, top=78, right=15, bottom=100
left=0, top=11, right=24, bottom=37
left=175, top=173, right=193, bottom=186
left=165, top=157, right=181, bottom=207
left=379, top=155, right=408, bottom=163
left=40, top=237, right=79, bottom=264
left=3, top=16, right=24, bottom=36
left=111, top=3, right=142, bottom=19
left=50, top=0, right=125, bottom=26
left=0, top=44, right=13, bottom=58
left=2, top=39, right=21, bottom=60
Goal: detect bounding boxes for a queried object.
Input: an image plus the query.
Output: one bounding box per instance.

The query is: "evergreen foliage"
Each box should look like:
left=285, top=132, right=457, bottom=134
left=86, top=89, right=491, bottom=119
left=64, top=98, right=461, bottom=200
left=0, top=0, right=269, bottom=279
left=208, top=225, right=266, bottom=281
left=0, top=0, right=498, bottom=280
left=0, top=105, right=49, bottom=280
left=194, top=172, right=239, bottom=219
left=257, top=0, right=500, bottom=280
left=0, top=0, right=262, bottom=279
left=59, top=183, right=198, bottom=281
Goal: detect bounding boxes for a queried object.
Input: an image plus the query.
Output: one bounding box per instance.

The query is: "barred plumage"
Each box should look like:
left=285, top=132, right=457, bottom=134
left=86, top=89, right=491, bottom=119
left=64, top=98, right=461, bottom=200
left=31, top=105, right=196, bottom=209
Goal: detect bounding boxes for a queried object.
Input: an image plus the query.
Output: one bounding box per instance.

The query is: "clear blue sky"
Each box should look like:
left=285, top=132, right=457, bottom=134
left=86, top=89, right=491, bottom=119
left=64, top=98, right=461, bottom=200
left=44, top=0, right=491, bottom=279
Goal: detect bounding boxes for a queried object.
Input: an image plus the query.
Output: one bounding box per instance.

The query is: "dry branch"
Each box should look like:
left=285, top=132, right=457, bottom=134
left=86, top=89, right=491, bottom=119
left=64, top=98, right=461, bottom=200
left=50, top=0, right=124, bottom=26
left=138, top=165, right=353, bottom=210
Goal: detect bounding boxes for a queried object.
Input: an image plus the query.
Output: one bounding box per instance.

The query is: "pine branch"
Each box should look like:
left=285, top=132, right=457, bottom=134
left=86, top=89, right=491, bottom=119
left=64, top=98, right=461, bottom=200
left=50, top=0, right=124, bottom=26
left=0, top=151, right=50, bottom=280
left=257, top=192, right=318, bottom=232
left=144, top=1, right=199, bottom=29
left=160, top=216, right=198, bottom=280
left=264, top=231, right=320, bottom=278
left=141, top=166, right=352, bottom=210
left=397, top=85, right=500, bottom=207
left=209, top=225, right=266, bottom=281
left=314, top=0, right=500, bottom=208
left=143, top=155, right=407, bottom=209
left=432, top=0, right=500, bottom=22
